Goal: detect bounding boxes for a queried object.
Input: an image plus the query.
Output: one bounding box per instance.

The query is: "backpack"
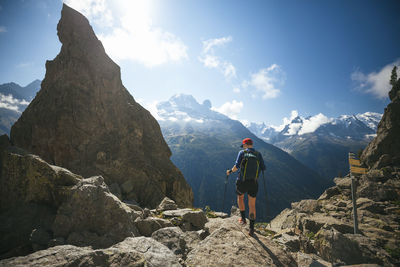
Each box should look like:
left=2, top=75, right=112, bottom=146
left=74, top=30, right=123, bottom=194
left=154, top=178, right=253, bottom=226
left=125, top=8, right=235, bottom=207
left=239, top=150, right=260, bottom=181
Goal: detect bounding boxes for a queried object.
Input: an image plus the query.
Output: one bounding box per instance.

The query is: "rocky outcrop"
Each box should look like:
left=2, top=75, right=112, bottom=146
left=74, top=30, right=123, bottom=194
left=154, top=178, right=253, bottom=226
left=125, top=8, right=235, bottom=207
left=361, top=76, right=400, bottom=168
left=0, top=136, right=141, bottom=259
left=186, top=216, right=298, bottom=267
left=268, top=171, right=400, bottom=266
left=10, top=3, right=193, bottom=208
left=0, top=237, right=181, bottom=267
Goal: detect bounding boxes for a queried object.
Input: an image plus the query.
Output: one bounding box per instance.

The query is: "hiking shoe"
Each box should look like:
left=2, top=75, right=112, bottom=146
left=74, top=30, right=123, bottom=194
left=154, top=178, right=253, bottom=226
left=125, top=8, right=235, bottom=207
left=248, top=228, right=255, bottom=236
left=238, top=218, right=247, bottom=225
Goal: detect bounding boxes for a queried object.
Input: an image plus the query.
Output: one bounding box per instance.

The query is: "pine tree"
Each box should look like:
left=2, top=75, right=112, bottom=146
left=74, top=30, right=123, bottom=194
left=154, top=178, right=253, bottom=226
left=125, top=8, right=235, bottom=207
left=390, top=66, right=397, bottom=86
left=389, top=66, right=399, bottom=100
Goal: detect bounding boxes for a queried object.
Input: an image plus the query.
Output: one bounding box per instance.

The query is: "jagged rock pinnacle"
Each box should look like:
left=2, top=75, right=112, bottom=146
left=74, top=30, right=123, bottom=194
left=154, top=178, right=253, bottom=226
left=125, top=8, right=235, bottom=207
left=10, top=4, right=193, bottom=208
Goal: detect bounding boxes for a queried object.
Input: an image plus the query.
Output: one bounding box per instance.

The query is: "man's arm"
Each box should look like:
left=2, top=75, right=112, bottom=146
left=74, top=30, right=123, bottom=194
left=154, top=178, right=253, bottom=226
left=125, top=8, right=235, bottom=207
left=226, top=151, right=243, bottom=175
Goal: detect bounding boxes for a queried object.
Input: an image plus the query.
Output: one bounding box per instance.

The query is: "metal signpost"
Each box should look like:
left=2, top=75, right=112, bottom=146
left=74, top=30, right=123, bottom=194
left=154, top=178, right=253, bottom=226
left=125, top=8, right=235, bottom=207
left=348, top=152, right=367, bottom=234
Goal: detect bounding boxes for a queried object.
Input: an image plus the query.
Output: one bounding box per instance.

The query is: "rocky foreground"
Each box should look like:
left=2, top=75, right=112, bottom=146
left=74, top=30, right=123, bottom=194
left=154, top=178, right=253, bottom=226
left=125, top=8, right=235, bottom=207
left=2, top=132, right=398, bottom=266
left=268, top=169, right=400, bottom=266
left=0, top=134, right=315, bottom=266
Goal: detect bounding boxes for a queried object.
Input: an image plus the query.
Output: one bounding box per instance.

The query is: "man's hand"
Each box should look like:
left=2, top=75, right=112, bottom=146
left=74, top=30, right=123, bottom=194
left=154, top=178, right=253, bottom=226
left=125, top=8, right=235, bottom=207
left=226, top=169, right=232, bottom=176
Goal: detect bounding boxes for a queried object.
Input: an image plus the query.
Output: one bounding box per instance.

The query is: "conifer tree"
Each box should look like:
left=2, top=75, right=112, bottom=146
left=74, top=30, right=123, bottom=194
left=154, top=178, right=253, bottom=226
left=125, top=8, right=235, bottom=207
left=389, top=66, right=399, bottom=100
left=390, top=66, right=397, bottom=86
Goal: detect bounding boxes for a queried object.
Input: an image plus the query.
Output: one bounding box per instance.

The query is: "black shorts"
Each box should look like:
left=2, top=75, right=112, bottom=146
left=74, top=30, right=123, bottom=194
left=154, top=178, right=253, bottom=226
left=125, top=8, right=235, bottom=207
left=236, top=179, right=258, bottom=198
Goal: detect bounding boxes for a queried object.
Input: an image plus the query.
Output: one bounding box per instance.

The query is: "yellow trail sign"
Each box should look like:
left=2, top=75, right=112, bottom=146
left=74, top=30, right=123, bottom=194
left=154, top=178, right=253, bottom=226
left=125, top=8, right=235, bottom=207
left=349, top=158, right=361, bottom=166
left=351, top=166, right=367, bottom=174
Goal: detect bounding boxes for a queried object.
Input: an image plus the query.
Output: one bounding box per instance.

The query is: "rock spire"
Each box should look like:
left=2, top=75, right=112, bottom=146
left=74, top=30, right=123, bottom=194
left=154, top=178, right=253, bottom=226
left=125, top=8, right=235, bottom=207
left=10, top=4, right=193, bottom=208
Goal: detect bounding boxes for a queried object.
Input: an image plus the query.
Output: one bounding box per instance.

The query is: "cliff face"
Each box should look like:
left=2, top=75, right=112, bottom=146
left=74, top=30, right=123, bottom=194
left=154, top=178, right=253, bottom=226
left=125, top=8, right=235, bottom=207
left=10, top=4, right=193, bottom=208
left=361, top=80, right=400, bottom=168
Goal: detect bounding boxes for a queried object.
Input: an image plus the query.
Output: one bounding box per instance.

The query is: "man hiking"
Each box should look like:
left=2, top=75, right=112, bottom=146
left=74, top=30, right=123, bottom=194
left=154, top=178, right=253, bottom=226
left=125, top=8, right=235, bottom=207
left=226, top=138, right=266, bottom=236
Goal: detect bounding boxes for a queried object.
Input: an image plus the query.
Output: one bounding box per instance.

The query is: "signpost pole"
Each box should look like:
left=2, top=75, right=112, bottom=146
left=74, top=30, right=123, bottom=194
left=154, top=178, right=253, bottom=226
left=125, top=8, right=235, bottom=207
left=349, top=152, right=359, bottom=234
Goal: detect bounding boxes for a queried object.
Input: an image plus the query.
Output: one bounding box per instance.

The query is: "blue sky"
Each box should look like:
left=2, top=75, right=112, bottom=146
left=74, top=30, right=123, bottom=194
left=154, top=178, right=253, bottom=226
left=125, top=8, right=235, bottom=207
left=0, top=0, right=399, bottom=126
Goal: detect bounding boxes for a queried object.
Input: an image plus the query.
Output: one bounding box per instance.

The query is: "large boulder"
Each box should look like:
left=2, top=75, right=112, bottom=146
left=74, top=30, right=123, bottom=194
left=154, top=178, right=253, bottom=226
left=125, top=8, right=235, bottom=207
left=134, top=217, right=173, bottom=237
left=0, top=237, right=181, bottom=267
left=157, top=197, right=178, bottom=212
left=151, top=227, right=187, bottom=257
left=52, top=176, right=140, bottom=248
left=0, top=139, right=140, bottom=258
left=163, top=209, right=208, bottom=231
left=10, top=3, right=193, bottom=209
left=313, top=228, right=390, bottom=266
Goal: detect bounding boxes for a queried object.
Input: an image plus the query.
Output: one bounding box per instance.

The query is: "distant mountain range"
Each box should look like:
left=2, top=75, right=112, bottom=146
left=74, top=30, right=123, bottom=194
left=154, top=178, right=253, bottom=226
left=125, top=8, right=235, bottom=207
left=245, top=112, right=382, bottom=179
left=153, top=94, right=331, bottom=220
left=0, top=80, right=41, bottom=134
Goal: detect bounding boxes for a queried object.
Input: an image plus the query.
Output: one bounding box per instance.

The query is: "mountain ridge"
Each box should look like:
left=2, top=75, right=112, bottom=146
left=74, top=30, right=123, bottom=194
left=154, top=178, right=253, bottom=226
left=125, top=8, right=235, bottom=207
left=153, top=94, right=332, bottom=220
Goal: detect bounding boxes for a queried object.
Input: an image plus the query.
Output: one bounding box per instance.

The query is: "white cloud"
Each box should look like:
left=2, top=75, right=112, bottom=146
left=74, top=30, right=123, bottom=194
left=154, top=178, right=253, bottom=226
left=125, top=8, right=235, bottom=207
left=211, top=100, right=243, bottom=120
left=0, top=26, right=6, bottom=33
left=16, top=62, right=33, bottom=68
left=244, top=64, right=285, bottom=99
left=351, top=59, right=400, bottom=99
left=273, top=110, right=299, bottom=131
left=285, top=123, right=302, bottom=136
left=298, top=113, right=332, bottom=135
left=272, top=110, right=332, bottom=135
left=203, top=36, right=232, bottom=54
left=0, top=94, right=30, bottom=113
left=64, top=0, right=188, bottom=67
left=233, top=87, right=240, bottom=93
left=199, top=36, right=236, bottom=80
left=201, top=55, right=220, bottom=68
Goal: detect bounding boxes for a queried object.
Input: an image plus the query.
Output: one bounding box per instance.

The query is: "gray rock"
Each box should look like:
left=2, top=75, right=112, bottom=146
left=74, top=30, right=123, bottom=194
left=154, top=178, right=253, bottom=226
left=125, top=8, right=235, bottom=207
left=52, top=176, right=140, bottom=248
left=182, top=210, right=208, bottom=230
left=273, top=233, right=301, bottom=252
left=135, top=217, right=173, bottom=237
left=143, top=208, right=151, bottom=218
left=291, top=199, right=321, bottom=214
left=162, top=208, right=193, bottom=218
left=373, top=154, right=392, bottom=169
left=318, top=186, right=341, bottom=200
left=294, top=252, right=331, bottom=267
left=334, top=177, right=352, bottom=189
left=269, top=208, right=297, bottom=232
left=163, top=208, right=208, bottom=231
left=30, top=228, right=51, bottom=249
left=120, top=179, right=135, bottom=194
left=109, top=183, right=122, bottom=200
left=212, top=212, right=229, bottom=218
left=186, top=216, right=297, bottom=266
left=314, top=228, right=387, bottom=265
left=157, top=197, right=178, bottom=212
left=48, top=237, right=65, bottom=247
left=151, top=227, right=186, bottom=257
left=0, top=237, right=181, bottom=267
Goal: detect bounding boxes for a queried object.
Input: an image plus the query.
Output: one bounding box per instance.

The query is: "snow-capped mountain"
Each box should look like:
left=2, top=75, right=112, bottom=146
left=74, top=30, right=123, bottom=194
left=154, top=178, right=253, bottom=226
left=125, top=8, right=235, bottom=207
left=244, top=122, right=277, bottom=141
left=150, top=94, right=330, bottom=219
left=248, top=112, right=382, bottom=143
left=155, top=94, right=226, bottom=122
left=245, top=111, right=383, bottom=180
left=0, top=80, right=41, bottom=134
